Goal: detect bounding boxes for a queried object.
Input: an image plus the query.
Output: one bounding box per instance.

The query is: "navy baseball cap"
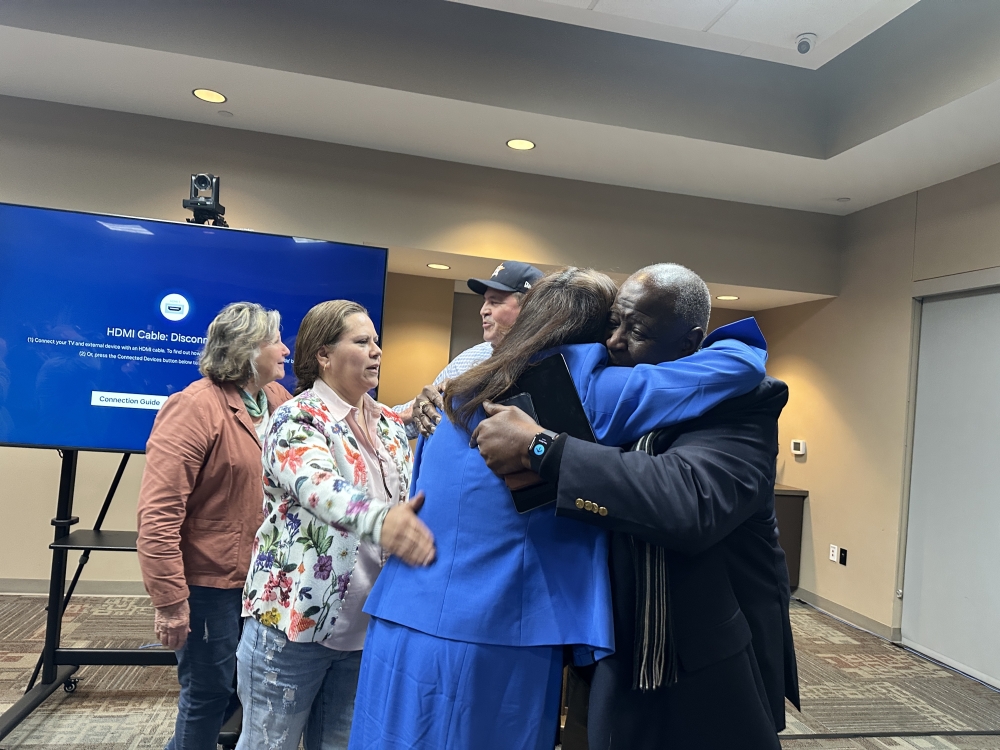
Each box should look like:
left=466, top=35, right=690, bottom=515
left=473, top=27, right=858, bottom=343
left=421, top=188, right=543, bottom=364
left=468, top=261, right=544, bottom=295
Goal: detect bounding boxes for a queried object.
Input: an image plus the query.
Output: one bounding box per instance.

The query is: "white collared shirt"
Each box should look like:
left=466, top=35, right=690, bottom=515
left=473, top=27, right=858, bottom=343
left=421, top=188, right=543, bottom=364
left=312, top=379, right=399, bottom=652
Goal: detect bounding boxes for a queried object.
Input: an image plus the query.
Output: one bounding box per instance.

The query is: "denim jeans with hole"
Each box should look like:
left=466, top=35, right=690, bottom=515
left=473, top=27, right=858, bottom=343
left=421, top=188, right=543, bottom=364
left=165, top=586, right=244, bottom=750
left=235, top=616, right=363, bottom=750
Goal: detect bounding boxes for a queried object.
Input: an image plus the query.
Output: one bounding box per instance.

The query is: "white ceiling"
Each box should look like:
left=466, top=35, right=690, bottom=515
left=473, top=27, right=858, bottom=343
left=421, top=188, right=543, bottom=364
left=3, top=24, right=999, bottom=219
left=448, top=0, right=921, bottom=69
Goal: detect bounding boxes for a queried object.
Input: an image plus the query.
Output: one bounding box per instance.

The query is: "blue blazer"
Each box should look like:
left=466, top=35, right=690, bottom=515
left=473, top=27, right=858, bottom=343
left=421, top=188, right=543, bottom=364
left=364, top=319, right=767, bottom=660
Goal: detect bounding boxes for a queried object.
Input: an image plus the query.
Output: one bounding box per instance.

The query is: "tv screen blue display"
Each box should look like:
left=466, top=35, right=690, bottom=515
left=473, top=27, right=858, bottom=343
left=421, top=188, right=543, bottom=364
left=0, top=202, right=387, bottom=452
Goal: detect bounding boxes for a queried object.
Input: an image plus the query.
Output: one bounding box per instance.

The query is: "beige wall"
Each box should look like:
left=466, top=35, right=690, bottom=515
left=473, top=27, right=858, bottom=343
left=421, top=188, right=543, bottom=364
left=379, top=274, right=455, bottom=411
left=756, top=196, right=918, bottom=631
left=708, top=307, right=753, bottom=332
left=914, top=160, right=1000, bottom=281
left=0, top=95, right=840, bottom=294
left=1, top=272, right=454, bottom=592
left=754, top=165, right=1000, bottom=633
left=450, top=293, right=486, bottom=360
left=2, top=449, right=148, bottom=590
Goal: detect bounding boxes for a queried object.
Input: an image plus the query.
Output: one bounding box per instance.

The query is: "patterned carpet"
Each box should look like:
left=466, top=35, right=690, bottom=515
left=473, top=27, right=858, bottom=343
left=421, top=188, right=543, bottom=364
left=781, top=600, right=1000, bottom=749
left=1, top=596, right=1000, bottom=748
left=0, top=595, right=177, bottom=749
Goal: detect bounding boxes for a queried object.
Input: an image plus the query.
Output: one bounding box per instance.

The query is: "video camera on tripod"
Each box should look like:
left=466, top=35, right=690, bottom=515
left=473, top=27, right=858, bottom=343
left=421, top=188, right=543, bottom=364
left=182, top=173, right=228, bottom=227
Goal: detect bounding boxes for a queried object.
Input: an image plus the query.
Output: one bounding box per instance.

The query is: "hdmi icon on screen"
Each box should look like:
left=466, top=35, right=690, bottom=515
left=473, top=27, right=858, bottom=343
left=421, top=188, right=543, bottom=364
left=159, top=293, right=190, bottom=322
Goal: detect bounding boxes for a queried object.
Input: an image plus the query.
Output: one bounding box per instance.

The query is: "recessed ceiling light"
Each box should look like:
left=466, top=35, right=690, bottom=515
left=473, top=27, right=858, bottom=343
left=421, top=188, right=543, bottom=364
left=427, top=263, right=451, bottom=270
left=193, top=88, right=226, bottom=103
left=506, top=139, right=535, bottom=151
left=218, top=110, right=234, bottom=118
left=716, top=295, right=740, bottom=301
left=836, top=197, right=851, bottom=203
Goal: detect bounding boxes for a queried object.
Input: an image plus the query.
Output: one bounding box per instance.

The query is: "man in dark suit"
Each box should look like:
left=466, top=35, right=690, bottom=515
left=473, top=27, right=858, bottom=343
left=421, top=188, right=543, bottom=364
left=473, top=264, right=798, bottom=749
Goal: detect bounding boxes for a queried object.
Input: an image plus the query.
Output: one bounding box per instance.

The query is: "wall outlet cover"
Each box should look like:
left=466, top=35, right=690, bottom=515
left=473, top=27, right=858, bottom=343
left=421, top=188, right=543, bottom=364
left=829, top=544, right=838, bottom=561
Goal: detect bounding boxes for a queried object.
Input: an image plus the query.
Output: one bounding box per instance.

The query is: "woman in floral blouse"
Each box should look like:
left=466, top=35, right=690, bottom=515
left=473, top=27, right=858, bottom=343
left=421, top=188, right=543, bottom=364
left=236, top=300, right=435, bottom=750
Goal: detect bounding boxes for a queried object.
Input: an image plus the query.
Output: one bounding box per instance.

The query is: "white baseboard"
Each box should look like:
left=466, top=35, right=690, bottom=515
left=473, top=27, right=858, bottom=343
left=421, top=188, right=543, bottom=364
left=794, top=588, right=901, bottom=642
left=901, top=638, right=1000, bottom=690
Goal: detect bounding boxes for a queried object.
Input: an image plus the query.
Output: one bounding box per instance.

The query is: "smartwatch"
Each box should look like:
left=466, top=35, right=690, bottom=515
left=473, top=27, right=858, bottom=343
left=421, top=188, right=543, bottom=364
left=528, top=430, right=559, bottom=473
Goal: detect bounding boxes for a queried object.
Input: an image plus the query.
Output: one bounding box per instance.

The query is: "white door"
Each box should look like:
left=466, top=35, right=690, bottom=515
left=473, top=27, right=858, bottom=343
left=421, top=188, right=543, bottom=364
left=902, top=289, right=1000, bottom=687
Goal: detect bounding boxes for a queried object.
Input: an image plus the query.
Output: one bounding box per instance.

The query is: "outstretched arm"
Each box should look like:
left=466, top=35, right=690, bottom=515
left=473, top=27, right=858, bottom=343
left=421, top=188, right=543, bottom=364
left=392, top=342, right=492, bottom=438
left=267, top=410, right=435, bottom=565
left=563, top=319, right=768, bottom=446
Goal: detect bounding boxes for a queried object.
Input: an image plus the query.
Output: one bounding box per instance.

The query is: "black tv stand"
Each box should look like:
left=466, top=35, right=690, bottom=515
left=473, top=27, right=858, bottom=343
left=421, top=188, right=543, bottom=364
left=0, top=450, right=176, bottom=741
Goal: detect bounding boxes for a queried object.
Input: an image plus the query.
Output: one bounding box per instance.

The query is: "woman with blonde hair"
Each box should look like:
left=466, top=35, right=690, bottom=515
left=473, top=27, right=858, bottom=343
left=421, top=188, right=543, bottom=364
left=137, top=301, right=292, bottom=750
left=236, top=300, right=434, bottom=750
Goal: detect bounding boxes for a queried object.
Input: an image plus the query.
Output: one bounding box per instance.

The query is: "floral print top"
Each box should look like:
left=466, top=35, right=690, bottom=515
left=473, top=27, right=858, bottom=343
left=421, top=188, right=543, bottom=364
left=242, top=387, right=412, bottom=643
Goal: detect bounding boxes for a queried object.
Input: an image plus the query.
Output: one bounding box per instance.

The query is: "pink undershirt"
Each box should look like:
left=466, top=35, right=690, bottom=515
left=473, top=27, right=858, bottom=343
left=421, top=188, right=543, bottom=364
left=312, top=379, right=400, bottom=652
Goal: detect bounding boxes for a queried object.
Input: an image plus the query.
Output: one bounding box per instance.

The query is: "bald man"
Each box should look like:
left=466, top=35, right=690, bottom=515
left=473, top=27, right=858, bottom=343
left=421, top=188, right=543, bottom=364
left=473, top=264, right=798, bottom=750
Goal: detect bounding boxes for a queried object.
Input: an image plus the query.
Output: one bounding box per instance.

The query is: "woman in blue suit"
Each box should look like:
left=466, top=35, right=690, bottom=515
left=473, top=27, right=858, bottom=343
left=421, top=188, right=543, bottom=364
left=349, top=268, right=768, bottom=750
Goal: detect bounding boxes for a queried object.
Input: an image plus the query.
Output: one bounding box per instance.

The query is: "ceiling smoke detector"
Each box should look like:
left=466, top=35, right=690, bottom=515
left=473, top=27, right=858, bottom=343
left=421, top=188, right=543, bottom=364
left=796, top=33, right=817, bottom=55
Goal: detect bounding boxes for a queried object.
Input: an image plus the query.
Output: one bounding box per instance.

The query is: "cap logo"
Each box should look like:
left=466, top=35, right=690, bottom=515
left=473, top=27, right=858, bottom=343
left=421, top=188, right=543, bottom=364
left=491, top=264, right=505, bottom=278
left=523, top=282, right=532, bottom=289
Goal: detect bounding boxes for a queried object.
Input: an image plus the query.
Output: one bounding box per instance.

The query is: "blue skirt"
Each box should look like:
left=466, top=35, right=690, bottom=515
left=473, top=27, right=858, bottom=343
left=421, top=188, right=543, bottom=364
left=349, top=618, right=564, bottom=750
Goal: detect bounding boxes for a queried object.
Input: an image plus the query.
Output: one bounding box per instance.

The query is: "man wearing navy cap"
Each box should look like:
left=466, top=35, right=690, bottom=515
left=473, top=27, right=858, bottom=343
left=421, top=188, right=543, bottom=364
left=394, top=260, right=544, bottom=438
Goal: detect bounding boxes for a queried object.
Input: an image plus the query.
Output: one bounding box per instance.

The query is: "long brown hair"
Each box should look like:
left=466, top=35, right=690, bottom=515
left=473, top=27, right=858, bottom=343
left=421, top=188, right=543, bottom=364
left=293, top=300, right=368, bottom=395
left=445, top=268, right=617, bottom=429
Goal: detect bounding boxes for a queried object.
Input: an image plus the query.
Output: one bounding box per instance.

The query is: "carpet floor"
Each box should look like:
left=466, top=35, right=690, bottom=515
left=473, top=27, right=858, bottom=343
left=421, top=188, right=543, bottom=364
left=781, top=600, right=1000, bottom=749
left=1, top=596, right=999, bottom=748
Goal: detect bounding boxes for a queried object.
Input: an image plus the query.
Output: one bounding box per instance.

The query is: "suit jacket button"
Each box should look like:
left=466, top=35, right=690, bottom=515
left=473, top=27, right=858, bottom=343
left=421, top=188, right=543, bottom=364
left=599, top=506, right=608, bottom=516
left=591, top=504, right=599, bottom=513
left=584, top=501, right=594, bottom=511
left=575, top=498, right=585, bottom=509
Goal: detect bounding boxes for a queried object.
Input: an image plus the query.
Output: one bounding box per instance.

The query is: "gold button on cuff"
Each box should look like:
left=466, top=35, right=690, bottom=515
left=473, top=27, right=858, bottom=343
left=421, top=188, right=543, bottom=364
left=575, top=498, right=585, bottom=509
left=599, top=506, right=608, bottom=516
left=584, top=501, right=594, bottom=511
left=591, top=505, right=599, bottom=514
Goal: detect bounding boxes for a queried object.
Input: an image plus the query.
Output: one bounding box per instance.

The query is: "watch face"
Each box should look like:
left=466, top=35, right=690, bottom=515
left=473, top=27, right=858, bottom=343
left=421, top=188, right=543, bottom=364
left=533, top=443, right=546, bottom=456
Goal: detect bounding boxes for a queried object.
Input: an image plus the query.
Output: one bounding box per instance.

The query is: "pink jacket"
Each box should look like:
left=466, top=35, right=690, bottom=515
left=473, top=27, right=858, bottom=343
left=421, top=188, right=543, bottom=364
left=137, top=378, right=292, bottom=608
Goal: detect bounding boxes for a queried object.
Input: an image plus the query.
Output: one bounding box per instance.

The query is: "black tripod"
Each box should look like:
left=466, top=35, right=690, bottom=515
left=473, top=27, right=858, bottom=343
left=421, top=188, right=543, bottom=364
left=186, top=208, right=229, bottom=228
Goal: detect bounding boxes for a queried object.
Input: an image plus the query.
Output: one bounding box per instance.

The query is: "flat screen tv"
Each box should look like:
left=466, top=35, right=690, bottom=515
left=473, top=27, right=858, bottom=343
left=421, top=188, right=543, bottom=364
left=0, top=202, right=387, bottom=453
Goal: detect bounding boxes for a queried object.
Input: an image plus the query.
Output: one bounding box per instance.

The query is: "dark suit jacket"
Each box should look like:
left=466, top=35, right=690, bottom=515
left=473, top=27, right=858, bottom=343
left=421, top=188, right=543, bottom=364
left=544, top=377, right=798, bottom=746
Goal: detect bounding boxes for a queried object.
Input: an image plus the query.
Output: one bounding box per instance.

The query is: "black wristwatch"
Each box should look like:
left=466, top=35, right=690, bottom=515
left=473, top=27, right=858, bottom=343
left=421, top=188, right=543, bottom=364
left=528, top=430, right=559, bottom=473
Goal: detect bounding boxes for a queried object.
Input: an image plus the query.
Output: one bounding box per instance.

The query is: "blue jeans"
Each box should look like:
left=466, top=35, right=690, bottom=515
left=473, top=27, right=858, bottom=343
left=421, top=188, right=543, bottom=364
left=236, top=617, right=363, bottom=750
left=166, top=586, right=244, bottom=750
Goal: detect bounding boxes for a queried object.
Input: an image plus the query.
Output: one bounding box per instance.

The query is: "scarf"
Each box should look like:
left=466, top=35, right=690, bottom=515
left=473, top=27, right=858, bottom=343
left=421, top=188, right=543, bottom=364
left=240, top=387, right=269, bottom=420
left=630, top=430, right=679, bottom=691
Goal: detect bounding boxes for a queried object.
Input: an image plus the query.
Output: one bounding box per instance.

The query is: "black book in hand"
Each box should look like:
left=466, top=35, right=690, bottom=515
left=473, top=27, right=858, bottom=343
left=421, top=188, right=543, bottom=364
left=496, top=353, right=597, bottom=513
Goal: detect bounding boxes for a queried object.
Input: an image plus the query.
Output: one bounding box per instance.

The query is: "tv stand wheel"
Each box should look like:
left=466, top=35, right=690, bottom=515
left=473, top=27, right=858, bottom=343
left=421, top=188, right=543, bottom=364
left=63, top=678, right=79, bottom=693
